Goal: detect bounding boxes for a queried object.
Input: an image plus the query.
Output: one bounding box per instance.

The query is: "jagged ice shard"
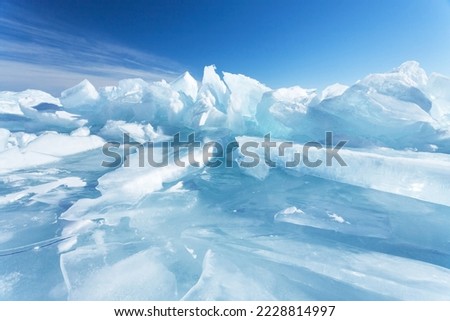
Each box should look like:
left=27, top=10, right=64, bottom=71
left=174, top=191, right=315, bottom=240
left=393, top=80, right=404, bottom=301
left=0, top=62, right=450, bottom=300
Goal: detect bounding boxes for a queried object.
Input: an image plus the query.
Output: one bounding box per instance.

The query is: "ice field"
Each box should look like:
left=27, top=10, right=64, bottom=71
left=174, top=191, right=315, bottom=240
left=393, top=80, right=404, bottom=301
left=0, top=61, right=450, bottom=300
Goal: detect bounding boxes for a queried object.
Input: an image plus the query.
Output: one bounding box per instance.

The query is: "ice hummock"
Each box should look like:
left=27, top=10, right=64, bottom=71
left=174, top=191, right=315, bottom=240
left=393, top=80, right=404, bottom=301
left=170, top=71, right=199, bottom=101
left=60, top=79, right=100, bottom=108
left=1, top=61, right=450, bottom=300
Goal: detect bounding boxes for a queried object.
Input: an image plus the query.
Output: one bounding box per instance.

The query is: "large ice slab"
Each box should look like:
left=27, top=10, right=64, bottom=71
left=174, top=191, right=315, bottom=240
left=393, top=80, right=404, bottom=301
left=0, top=90, right=61, bottom=115
left=256, top=86, right=317, bottom=137
left=235, top=136, right=450, bottom=207
left=0, top=131, right=104, bottom=173
left=60, top=247, right=177, bottom=300
left=60, top=145, right=205, bottom=223
left=0, top=90, right=85, bottom=132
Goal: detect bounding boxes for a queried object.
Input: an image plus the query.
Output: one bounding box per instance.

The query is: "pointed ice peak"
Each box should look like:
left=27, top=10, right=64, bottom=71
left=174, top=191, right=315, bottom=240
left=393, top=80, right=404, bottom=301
left=61, top=79, right=98, bottom=98
left=60, top=79, right=100, bottom=108
left=202, top=65, right=227, bottom=94
left=171, top=71, right=198, bottom=100
left=79, top=79, right=94, bottom=87
left=177, top=71, right=196, bottom=82
left=197, top=65, right=229, bottom=113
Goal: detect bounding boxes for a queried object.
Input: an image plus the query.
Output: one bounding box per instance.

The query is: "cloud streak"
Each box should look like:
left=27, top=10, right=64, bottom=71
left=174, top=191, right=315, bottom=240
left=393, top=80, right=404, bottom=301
left=0, top=5, right=185, bottom=94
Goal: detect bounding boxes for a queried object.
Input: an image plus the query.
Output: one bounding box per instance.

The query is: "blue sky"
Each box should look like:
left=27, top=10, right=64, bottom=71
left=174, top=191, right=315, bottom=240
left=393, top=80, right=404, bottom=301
left=1, top=0, right=450, bottom=94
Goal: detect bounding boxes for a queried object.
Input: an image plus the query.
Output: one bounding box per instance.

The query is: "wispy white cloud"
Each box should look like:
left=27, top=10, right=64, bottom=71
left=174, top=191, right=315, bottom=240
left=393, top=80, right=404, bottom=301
left=0, top=6, right=185, bottom=94
left=0, top=60, right=179, bottom=96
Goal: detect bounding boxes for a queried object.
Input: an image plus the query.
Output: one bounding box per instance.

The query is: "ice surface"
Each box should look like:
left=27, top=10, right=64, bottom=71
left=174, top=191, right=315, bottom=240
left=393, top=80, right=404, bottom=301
left=60, top=145, right=205, bottom=223
left=182, top=250, right=277, bottom=300
left=0, top=177, right=85, bottom=205
left=60, top=248, right=177, bottom=300
left=1, top=61, right=450, bottom=300
left=0, top=131, right=104, bottom=173
left=236, top=136, right=450, bottom=207
left=23, top=132, right=103, bottom=158
left=0, top=272, right=21, bottom=298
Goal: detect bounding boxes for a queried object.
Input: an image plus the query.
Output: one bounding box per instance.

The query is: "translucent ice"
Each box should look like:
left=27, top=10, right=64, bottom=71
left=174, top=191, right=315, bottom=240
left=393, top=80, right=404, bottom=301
left=60, top=247, right=177, bottom=300
left=0, top=131, right=104, bottom=173
left=170, top=71, right=199, bottom=101
left=60, top=79, right=100, bottom=108
left=236, top=136, right=450, bottom=207
left=1, top=61, right=450, bottom=301
left=0, top=90, right=85, bottom=132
